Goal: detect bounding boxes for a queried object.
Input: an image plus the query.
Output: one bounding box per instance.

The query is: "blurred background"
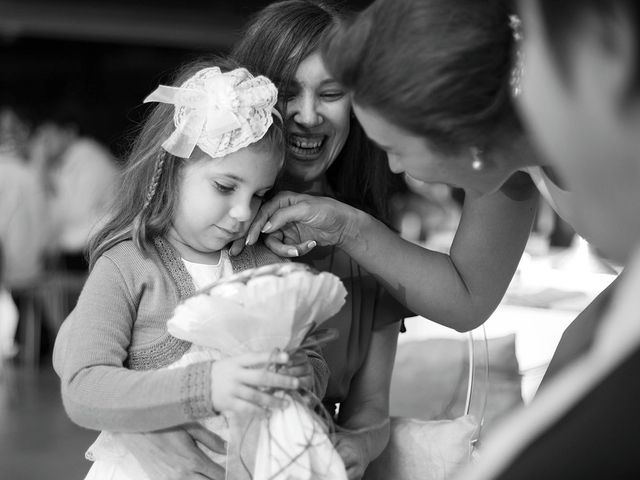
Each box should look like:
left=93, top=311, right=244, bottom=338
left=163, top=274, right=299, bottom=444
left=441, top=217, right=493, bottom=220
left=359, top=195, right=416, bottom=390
left=0, top=1, right=619, bottom=478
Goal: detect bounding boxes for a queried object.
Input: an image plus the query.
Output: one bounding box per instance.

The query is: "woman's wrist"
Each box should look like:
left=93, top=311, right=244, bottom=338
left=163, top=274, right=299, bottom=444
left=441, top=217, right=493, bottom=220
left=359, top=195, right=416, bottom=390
left=336, top=206, right=372, bottom=255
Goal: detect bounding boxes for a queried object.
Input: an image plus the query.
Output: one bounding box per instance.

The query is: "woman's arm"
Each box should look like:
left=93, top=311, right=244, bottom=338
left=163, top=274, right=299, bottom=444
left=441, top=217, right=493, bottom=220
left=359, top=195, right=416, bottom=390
left=334, top=322, right=399, bottom=479
left=240, top=175, right=537, bottom=331
left=114, top=425, right=226, bottom=480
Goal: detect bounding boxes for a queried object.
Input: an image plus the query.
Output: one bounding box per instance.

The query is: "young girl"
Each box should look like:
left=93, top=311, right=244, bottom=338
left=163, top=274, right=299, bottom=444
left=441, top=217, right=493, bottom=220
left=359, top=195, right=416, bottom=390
left=52, top=58, right=328, bottom=478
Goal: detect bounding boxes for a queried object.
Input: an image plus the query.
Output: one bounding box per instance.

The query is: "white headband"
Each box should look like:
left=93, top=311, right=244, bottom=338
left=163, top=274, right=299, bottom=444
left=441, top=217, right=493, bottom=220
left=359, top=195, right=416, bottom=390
left=144, top=67, right=279, bottom=159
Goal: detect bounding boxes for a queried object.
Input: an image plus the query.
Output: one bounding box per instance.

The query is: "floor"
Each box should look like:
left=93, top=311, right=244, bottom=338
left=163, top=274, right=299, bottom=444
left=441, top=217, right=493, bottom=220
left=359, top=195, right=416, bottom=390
left=0, top=359, right=96, bottom=480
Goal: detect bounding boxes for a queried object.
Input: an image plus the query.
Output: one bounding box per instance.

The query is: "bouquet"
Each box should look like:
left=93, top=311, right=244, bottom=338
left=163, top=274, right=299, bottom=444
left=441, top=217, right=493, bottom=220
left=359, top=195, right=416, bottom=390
left=167, top=262, right=349, bottom=480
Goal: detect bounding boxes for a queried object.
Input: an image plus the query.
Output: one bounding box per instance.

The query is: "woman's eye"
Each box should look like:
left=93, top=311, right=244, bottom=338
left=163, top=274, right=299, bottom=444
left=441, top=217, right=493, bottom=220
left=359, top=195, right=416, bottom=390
left=321, top=91, right=345, bottom=101
left=281, top=90, right=298, bottom=102
left=214, top=182, right=235, bottom=194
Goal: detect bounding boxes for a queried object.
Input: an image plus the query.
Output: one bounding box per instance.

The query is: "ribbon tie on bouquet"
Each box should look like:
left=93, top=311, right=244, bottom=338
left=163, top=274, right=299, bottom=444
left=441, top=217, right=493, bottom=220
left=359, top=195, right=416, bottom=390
left=144, top=66, right=279, bottom=159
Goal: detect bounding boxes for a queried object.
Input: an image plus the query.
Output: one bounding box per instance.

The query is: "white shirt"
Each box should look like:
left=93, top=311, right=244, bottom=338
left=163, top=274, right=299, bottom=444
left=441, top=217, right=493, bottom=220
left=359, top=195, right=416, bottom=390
left=182, top=249, right=233, bottom=290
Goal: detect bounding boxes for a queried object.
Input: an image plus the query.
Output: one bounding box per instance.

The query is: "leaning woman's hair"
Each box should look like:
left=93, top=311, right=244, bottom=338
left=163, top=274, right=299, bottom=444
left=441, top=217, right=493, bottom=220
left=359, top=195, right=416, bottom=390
left=231, top=0, right=404, bottom=222
left=323, top=0, right=520, bottom=155
left=88, top=56, right=284, bottom=269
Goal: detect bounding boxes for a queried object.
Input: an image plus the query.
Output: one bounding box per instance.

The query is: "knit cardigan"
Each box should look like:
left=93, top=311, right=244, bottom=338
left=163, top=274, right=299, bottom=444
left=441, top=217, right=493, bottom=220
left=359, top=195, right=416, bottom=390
left=53, top=237, right=329, bottom=432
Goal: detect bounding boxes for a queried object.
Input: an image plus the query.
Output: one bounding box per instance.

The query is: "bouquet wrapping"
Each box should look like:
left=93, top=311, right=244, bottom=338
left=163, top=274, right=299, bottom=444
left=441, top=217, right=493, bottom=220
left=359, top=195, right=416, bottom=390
left=168, top=262, right=348, bottom=480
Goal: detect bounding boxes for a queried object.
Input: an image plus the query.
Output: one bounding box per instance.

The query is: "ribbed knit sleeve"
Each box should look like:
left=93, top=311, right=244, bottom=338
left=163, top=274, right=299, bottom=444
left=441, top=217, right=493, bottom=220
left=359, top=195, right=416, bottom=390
left=53, top=253, right=216, bottom=432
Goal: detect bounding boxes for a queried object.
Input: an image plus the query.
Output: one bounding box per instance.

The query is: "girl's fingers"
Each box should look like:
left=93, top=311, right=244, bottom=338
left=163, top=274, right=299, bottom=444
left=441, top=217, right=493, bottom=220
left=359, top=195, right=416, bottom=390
left=240, top=369, right=299, bottom=390
left=234, top=351, right=289, bottom=367
left=280, top=365, right=310, bottom=377
left=234, top=385, right=289, bottom=411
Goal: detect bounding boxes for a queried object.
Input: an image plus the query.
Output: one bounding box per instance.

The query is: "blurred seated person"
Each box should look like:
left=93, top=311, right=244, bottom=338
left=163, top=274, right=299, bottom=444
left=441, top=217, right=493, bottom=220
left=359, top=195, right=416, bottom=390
left=0, top=240, right=19, bottom=360
left=30, top=107, right=120, bottom=273
left=391, top=181, right=462, bottom=251
left=0, top=107, right=48, bottom=289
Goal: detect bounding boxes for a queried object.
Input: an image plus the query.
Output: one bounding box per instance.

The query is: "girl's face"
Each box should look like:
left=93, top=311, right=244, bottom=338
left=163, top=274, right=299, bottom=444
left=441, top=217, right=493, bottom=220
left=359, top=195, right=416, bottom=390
left=352, top=102, right=520, bottom=196
left=169, top=145, right=282, bottom=259
left=518, top=1, right=640, bottom=261
left=283, top=51, right=351, bottom=186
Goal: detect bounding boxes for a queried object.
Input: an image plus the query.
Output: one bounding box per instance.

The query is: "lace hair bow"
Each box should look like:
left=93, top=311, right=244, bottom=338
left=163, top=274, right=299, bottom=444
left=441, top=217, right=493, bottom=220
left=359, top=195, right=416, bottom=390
left=144, top=67, right=279, bottom=159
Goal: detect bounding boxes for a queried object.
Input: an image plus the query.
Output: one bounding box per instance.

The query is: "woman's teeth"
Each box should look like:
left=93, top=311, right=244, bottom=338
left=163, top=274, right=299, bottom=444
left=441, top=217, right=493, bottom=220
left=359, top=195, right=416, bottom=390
left=288, top=136, right=324, bottom=155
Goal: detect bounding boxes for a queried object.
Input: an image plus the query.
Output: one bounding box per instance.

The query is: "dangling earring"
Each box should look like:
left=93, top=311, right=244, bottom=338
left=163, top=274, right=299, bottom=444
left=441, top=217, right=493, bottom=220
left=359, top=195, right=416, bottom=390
left=471, top=147, right=484, bottom=171
left=509, top=14, right=524, bottom=98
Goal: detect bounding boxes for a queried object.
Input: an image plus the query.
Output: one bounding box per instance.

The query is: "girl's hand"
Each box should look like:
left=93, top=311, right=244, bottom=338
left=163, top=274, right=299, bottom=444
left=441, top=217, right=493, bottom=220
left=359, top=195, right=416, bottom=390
left=333, top=432, right=370, bottom=480
left=279, top=351, right=314, bottom=392
left=210, top=351, right=299, bottom=415
left=116, top=424, right=225, bottom=480
left=229, top=192, right=359, bottom=257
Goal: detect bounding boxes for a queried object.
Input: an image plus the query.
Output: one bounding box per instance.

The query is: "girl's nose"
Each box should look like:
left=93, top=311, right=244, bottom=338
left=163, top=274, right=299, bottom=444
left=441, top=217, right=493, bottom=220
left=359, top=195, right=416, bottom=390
left=291, top=95, right=322, bottom=128
left=228, top=199, right=252, bottom=223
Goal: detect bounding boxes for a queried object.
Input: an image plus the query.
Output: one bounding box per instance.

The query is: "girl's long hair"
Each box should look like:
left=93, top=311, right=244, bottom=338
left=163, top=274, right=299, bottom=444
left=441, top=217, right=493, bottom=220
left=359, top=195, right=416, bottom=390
left=231, top=0, right=405, bottom=223
left=88, top=57, right=284, bottom=269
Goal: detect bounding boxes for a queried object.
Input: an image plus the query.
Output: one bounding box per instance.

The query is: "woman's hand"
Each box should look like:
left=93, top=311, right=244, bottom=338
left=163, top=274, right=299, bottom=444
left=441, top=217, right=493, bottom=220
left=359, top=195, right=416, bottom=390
left=115, top=424, right=225, bottom=480
left=229, top=192, right=361, bottom=257
left=333, top=432, right=370, bottom=480
left=210, top=351, right=299, bottom=415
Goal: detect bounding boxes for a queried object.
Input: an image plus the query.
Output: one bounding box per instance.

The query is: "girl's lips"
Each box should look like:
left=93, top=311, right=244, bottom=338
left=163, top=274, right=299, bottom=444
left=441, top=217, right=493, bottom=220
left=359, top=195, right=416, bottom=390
left=215, top=224, right=241, bottom=236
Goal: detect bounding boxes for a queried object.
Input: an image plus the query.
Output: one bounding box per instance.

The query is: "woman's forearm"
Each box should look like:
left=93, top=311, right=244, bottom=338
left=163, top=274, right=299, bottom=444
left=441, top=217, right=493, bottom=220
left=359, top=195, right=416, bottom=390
left=339, top=184, right=538, bottom=331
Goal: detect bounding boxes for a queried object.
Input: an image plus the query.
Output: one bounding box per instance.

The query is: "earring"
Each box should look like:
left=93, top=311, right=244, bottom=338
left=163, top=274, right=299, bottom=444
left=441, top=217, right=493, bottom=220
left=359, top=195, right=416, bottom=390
left=509, top=14, right=524, bottom=98
left=471, top=147, right=484, bottom=171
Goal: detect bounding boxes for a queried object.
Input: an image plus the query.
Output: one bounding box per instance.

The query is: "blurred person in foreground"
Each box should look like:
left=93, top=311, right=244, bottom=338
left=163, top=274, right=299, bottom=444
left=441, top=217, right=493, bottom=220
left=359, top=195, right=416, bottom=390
left=458, top=1, right=640, bottom=477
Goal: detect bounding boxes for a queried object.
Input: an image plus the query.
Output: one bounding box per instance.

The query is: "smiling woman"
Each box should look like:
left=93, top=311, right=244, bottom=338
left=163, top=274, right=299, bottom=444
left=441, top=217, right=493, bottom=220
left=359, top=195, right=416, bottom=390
left=284, top=52, right=351, bottom=187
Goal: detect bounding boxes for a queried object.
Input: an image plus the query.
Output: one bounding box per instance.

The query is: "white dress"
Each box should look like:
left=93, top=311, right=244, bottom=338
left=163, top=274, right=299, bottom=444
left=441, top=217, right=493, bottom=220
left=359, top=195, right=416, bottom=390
left=84, top=252, right=233, bottom=480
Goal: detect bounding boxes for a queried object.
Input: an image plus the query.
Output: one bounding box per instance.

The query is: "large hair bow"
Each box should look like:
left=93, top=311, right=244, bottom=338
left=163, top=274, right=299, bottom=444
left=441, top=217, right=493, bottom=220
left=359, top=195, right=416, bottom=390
left=144, top=67, right=278, bottom=159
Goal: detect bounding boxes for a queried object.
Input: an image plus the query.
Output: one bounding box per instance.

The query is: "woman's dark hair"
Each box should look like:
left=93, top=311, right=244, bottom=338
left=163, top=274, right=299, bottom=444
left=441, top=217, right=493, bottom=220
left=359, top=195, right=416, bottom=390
left=88, top=56, right=284, bottom=269
left=535, top=0, right=640, bottom=92
left=231, top=0, right=404, bottom=222
left=322, top=0, right=520, bottom=155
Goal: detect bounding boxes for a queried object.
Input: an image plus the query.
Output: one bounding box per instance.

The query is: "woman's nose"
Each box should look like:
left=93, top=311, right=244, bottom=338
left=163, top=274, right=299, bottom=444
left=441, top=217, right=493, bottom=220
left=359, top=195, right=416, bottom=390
left=291, top=95, right=322, bottom=128
left=387, top=155, right=405, bottom=174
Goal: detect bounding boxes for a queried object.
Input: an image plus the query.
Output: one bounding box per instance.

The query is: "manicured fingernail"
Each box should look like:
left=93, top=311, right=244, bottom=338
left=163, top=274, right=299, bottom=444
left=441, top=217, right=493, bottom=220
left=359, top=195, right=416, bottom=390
left=307, top=241, right=317, bottom=249
left=261, top=222, right=272, bottom=233
left=287, top=248, right=299, bottom=257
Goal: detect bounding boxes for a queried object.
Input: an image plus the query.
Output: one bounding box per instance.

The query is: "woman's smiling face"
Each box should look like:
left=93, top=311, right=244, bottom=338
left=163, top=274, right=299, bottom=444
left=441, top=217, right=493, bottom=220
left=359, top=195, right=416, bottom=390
left=283, top=51, right=351, bottom=185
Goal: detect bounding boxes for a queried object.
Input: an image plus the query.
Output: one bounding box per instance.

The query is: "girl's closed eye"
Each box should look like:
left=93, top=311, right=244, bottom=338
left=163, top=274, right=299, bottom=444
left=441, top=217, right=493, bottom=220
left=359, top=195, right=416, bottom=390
left=213, top=181, right=236, bottom=194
